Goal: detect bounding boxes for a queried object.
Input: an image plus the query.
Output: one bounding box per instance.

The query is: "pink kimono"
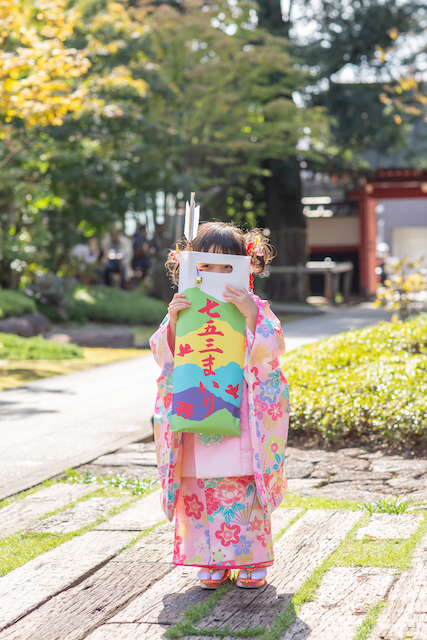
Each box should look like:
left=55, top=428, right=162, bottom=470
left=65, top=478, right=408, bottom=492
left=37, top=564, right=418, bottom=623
left=150, top=294, right=289, bottom=570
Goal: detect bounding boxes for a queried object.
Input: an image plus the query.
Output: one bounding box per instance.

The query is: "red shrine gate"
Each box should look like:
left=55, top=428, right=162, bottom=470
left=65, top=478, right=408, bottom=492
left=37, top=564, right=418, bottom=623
left=305, top=169, right=427, bottom=298
left=353, top=170, right=427, bottom=296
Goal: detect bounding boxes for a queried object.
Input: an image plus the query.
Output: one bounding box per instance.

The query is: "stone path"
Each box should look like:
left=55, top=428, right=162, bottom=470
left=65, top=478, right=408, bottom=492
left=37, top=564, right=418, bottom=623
left=0, top=354, right=157, bottom=501
left=1, top=442, right=426, bottom=639
left=78, top=441, right=427, bottom=504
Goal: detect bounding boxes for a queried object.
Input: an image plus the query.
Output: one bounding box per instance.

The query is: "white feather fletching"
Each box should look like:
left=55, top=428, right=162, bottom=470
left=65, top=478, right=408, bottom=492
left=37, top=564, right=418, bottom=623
left=184, top=194, right=200, bottom=242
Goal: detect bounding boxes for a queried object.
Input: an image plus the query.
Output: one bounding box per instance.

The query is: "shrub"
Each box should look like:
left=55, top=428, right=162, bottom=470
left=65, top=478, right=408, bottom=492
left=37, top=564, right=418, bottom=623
left=0, top=289, right=36, bottom=319
left=29, top=273, right=78, bottom=321
left=67, top=285, right=167, bottom=324
left=0, top=333, right=83, bottom=360
left=282, top=314, right=427, bottom=448
left=374, top=256, right=427, bottom=320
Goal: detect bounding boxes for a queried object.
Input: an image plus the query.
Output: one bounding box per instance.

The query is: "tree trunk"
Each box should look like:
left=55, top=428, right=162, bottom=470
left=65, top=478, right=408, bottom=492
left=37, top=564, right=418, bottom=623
left=263, top=159, right=307, bottom=302
left=255, top=0, right=306, bottom=302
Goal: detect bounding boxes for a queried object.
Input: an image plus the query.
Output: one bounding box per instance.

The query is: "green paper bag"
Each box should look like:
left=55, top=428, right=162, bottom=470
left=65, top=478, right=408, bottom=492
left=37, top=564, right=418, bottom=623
left=170, top=251, right=250, bottom=437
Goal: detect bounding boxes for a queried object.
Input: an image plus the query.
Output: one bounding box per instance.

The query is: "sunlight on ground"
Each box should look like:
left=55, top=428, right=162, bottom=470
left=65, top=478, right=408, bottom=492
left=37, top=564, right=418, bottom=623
left=0, top=348, right=149, bottom=391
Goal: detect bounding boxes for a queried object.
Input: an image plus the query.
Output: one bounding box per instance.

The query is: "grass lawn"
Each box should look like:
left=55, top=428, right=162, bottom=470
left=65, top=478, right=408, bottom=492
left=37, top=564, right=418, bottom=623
left=0, top=347, right=149, bottom=391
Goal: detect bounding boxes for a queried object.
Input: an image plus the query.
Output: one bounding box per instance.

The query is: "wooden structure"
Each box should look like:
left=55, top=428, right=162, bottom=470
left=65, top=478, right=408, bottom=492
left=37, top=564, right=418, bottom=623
left=304, top=170, right=427, bottom=298
left=269, top=260, right=353, bottom=303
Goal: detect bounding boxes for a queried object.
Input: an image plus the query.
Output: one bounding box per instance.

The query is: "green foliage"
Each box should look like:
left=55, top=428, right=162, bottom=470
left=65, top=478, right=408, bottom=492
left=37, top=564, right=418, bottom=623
left=292, top=0, right=426, bottom=169
left=67, top=285, right=167, bottom=324
left=0, top=532, right=69, bottom=577
left=0, top=332, right=83, bottom=360
left=105, top=473, right=159, bottom=496
left=0, top=0, right=332, bottom=288
left=283, top=314, right=427, bottom=447
left=165, top=580, right=235, bottom=638
left=353, top=602, right=387, bottom=640
left=66, top=468, right=159, bottom=496
left=29, top=273, right=78, bottom=321
left=374, top=257, right=427, bottom=320
left=0, top=289, right=36, bottom=318
left=358, top=497, right=413, bottom=515
left=280, top=493, right=360, bottom=512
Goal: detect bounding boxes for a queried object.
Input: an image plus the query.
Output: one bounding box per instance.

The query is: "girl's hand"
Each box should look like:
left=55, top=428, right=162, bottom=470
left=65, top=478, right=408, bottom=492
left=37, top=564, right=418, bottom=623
left=167, top=293, right=191, bottom=353
left=223, top=286, right=257, bottom=334
left=168, top=293, right=191, bottom=325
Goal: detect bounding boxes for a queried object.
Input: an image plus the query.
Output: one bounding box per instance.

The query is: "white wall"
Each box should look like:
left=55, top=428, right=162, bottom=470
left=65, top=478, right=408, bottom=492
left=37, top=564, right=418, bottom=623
left=307, top=216, right=360, bottom=247
left=392, top=227, right=427, bottom=261
left=379, top=198, right=427, bottom=258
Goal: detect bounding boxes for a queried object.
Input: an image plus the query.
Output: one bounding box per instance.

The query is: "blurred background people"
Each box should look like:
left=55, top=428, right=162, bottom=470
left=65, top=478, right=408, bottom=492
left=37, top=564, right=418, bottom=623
left=70, top=236, right=101, bottom=284
left=101, top=225, right=133, bottom=288
left=131, top=224, right=151, bottom=280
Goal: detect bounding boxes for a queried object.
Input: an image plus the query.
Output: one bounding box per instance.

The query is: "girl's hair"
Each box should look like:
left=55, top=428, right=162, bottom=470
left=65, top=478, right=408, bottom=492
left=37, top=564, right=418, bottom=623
left=166, top=221, right=274, bottom=286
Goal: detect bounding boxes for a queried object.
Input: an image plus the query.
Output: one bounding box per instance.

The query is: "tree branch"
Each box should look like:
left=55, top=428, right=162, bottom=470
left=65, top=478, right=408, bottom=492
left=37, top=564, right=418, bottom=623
left=0, top=144, right=27, bottom=169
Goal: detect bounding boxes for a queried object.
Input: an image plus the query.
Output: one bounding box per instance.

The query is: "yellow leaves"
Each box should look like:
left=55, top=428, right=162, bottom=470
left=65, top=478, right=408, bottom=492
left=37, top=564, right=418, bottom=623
left=0, top=0, right=149, bottom=128
left=90, top=65, right=148, bottom=99
left=374, top=257, right=427, bottom=320
left=387, top=27, right=399, bottom=40
left=0, top=0, right=91, bottom=126
left=375, top=45, right=386, bottom=63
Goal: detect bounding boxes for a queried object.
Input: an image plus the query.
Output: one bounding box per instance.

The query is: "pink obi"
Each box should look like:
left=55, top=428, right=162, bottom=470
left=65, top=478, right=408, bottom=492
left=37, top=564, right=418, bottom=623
left=181, top=380, right=253, bottom=479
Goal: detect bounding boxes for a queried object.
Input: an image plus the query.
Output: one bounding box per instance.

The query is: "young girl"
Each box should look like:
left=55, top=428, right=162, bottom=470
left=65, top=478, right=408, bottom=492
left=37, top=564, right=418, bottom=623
left=150, top=221, right=289, bottom=589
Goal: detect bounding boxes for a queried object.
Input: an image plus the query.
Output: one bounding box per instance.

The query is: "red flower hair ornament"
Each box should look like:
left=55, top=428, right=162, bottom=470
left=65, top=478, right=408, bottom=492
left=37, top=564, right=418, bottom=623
left=247, top=236, right=263, bottom=291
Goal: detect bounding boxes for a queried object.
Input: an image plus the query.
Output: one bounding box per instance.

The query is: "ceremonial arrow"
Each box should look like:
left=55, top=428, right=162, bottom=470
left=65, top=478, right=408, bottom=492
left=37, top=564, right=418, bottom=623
left=184, top=191, right=200, bottom=249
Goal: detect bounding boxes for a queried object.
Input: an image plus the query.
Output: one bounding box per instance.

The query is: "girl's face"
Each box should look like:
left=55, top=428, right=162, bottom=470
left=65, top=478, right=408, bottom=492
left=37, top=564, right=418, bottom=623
left=196, top=246, right=233, bottom=273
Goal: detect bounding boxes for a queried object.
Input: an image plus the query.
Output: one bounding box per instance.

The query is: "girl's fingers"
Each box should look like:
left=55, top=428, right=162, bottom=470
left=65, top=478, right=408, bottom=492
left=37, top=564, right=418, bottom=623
left=168, top=293, right=191, bottom=316
left=169, top=304, right=190, bottom=312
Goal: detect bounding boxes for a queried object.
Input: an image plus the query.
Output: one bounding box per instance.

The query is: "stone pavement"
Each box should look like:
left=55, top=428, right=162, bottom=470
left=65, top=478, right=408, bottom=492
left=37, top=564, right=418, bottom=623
left=78, top=441, right=427, bottom=504
left=1, top=442, right=426, bottom=640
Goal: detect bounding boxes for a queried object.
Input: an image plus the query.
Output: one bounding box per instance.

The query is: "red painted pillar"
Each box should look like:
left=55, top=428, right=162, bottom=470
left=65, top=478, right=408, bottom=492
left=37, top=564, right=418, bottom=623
left=359, top=187, right=378, bottom=297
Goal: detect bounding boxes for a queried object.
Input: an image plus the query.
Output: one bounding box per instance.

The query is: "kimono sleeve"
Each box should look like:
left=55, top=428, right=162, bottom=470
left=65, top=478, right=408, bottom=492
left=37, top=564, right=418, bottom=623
left=245, top=295, right=289, bottom=515
left=149, top=314, right=182, bottom=522
left=245, top=296, right=286, bottom=362
left=149, top=314, right=175, bottom=369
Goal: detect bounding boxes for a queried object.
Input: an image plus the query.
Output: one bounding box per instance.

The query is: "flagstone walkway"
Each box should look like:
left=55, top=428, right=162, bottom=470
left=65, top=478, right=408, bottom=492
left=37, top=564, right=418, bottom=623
left=1, top=442, right=426, bottom=639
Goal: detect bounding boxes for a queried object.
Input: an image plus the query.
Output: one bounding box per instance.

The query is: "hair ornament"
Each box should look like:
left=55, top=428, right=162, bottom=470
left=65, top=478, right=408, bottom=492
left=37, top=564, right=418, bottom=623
left=246, top=235, right=263, bottom=264
left=168, top=246, right=180, bottom=263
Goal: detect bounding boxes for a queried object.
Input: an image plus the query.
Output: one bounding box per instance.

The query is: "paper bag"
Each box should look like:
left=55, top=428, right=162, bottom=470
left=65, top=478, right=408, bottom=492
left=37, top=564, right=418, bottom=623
left=170, top=251, right=251, bottom=436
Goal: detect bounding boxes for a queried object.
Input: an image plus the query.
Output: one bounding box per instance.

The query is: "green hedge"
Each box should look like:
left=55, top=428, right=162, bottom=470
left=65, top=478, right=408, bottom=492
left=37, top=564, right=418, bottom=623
left=282, top=314, right=427, bottom=448
left=67, top=286, right=167, bottom=324
left=0, top=290, right=36, bottom=319
left=0, top=333, right=83, bottom=360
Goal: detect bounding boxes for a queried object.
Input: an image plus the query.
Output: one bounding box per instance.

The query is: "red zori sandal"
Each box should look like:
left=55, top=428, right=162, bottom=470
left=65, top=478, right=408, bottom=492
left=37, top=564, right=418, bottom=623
left=198, top=568, right=232, bottom=589
left=236, top=568, right=267, bottom=588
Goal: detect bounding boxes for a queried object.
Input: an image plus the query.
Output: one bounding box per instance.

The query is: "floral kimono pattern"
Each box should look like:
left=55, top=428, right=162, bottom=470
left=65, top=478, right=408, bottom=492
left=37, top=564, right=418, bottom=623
left=149, top=294, right=289, bottom=524
left=174, top=476, right=274, bottom=569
